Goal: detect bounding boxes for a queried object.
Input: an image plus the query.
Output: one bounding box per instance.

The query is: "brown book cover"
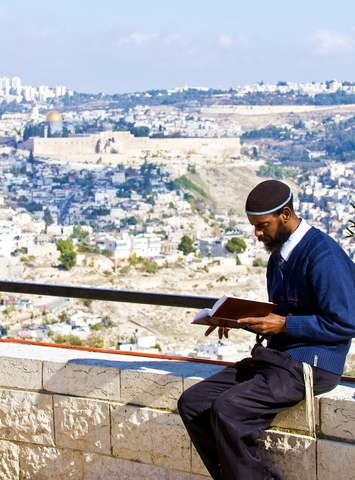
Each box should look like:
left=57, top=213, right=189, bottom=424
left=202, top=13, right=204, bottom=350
left=192, top=295, right=276, bottom=329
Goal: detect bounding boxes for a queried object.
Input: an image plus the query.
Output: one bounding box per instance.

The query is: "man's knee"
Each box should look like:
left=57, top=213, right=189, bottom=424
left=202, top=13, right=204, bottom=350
left=210, top=388, right=253, bottom=426
left=178, top=382, right=201, bottom=418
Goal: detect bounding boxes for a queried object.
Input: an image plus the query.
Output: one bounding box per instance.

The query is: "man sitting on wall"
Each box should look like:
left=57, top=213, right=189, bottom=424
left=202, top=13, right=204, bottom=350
left=178, top=179, right=355, bottom=480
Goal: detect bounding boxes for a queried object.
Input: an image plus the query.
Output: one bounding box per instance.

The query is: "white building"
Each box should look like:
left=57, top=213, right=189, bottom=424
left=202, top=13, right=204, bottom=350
left=104, top=237, right=131, bottom=259
left=0, top=233, right=13, bottom=257
left=94, top=189, right=117, bottom=203
left=104, top=234, right=161, bottom=259
left=112, top=171, right=125, bottom=185
left=55, top=86, right=66, bottom=97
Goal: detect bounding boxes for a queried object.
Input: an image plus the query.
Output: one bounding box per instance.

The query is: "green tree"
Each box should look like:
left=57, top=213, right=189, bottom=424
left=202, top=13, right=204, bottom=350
left=253, top=257, right=268, bottom=268
left=67, top=335, right=83, bottom=346
left=56, top=239, right=77, bottom=270
left=175, top=175, right=208, bottom=198
left=178, top=235, right=195, bottom=255
left=86, top=333, right=104, bottom=348
left=72, top=224, right=89, bottom=241
left=62, top=126, right=70, bottom=137
left=43, top=208, right=54, bottom=231
left=130, top=126, right=150, bottom=137
left=142, top=259, right=159, bottom=274
left=225, top=237, right=247, bottom=254
left=58, top=311, right=68, bottom=323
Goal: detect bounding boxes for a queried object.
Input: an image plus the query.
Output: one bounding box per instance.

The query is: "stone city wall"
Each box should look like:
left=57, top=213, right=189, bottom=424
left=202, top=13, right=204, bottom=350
left=18, top=134, right=240, bottom=164
left=20, top=131, right=132, bottom=156
left=0, top=342, right=354, bottom=480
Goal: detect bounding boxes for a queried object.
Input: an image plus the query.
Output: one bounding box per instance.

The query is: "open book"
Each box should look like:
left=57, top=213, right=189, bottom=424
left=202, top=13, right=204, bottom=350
left=192, top=295, right=276, bottom=329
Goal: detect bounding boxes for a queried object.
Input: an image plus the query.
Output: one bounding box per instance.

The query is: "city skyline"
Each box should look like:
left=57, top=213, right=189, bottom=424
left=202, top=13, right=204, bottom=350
left=1, top=1, right=355, bottom=95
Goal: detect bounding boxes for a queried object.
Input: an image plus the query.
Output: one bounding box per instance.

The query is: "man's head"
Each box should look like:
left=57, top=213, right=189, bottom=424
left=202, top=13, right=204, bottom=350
left=245, top=180, right=299, bottom=254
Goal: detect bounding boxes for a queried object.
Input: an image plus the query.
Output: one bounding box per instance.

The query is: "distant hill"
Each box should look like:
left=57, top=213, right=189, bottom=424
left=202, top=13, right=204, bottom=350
left=180, top=163, right=299, bottom=216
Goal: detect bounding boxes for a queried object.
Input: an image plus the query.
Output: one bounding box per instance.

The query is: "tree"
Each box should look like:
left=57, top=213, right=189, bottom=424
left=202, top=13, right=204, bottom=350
left=178, top=235, right=195, bottom=255
left=225, top=237, right=247, bottom=254
left=253, top=257, right=268, bottom=268
left=130, top=126, right=150, bottom=137
left=187, top=164, right=197, bottom=174
left=43, top=208, right=54, bottom=231
left=72, top=224, right=89, bottom=241
left=56, top=239, right=77, bottom=270
left=62, top=126, right=70, bottom=137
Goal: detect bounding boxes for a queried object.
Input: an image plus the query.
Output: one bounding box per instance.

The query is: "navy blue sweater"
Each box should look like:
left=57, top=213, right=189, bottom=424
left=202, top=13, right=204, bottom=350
left=267, top=227, right=355, bottom=375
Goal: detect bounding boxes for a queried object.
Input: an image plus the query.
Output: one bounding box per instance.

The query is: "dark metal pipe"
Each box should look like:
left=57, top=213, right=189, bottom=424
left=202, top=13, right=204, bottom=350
left=0, top=280, right=218, bottom=309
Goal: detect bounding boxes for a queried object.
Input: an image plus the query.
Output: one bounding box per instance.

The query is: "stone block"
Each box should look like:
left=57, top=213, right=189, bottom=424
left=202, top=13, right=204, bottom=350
left=43, top=360, right=120, bottom=401
left=0, top=355, right=42, bottom=390
left=111, top=404, right=191, bottom=472
left=183, top=377, right=204, bottom=391
left=120, top=370, right=182, bottom=410
left=20, top=445, right=83, bottom=479
left=83, top=453, right=167, bottom=480
left=191, top=445, right=210, bottom=476
left=259, top=430, right=316, bottom=480
left=319, top=383, right=355, bottom=441
left=0, top=440, right=19, bottom=480
left=0, top=389, right=54, bottom=445
left=169, top=472, right=211, bottom=480
left=317, top=439, right=355, bottom=480
left=54, top=396, right=110, bottom=454
left=271, top=398, right=319, bottom=433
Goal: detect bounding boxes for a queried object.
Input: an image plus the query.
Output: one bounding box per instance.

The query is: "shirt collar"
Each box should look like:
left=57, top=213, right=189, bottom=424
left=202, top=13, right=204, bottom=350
left=280, top=219, right=311, bottom=261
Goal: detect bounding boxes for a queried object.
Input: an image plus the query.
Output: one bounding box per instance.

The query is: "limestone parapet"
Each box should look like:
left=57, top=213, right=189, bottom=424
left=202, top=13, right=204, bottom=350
left=0, top=342, right=354, bottom=479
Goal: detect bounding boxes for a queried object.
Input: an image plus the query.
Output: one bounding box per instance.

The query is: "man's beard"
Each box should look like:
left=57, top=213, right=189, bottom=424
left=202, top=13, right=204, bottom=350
left=258, top=221, right=291, bottom=254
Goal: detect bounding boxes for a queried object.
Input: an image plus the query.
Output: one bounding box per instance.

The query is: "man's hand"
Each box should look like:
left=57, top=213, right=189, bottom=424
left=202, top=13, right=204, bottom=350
left=237, top=313, right=286, bottom=335
left=204, top=326, right=230, bottom=339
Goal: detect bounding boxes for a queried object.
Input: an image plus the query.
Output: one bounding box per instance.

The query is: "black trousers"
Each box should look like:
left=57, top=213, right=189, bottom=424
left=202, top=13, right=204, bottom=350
left=178, top=345, right=340, bottom=480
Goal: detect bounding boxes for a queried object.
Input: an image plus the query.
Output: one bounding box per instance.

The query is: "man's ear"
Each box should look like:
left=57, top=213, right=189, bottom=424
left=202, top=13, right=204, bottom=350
left=281, top=206, right=292, bottom=223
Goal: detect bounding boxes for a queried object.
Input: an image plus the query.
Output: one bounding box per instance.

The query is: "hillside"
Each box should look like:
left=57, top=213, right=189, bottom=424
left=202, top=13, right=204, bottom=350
left=5, top=253, right=268, bottom=358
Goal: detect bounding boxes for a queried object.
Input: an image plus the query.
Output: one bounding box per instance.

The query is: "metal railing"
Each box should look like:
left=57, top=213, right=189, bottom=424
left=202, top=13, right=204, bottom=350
left=0, top=279, right=230, bottom=365
left=1, top=280, right=354, bottom=378
left=0, top=280, right=218, bottom=309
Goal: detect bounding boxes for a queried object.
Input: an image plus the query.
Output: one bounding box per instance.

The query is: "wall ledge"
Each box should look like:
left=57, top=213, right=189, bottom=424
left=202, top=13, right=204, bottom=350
left=1, top=342, right=355, bottom=479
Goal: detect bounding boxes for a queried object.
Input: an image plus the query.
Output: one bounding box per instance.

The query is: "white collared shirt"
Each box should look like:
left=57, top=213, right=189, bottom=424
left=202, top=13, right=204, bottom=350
left=280, top=219, right=311, bottom=261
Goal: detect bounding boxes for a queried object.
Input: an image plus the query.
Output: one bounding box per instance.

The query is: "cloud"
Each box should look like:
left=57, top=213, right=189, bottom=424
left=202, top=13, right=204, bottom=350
left=117, top=32, right=158, bottom=47
left=309, top=29, right=352, bottom=56
left=217, top=33, right=251, bottom=50
left=217, top=34, right=233, bottom=47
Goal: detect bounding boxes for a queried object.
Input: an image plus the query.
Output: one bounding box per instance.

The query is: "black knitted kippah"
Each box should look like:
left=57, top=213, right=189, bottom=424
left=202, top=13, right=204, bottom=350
left=245, top=180, right=292, bottom=215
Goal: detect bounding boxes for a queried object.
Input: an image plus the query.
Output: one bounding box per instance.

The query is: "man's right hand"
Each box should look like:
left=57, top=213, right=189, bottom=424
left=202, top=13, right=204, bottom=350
left=205, top=326, right=230, bottom=339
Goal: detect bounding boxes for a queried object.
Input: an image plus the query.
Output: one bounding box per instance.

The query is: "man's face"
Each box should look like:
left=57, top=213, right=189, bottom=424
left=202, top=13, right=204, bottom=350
left=247, top=212, right=291, bottom=254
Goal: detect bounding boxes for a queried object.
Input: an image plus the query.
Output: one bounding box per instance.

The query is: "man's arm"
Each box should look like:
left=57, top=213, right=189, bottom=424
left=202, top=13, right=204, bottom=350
left=236, top=313, right=286, bottom=334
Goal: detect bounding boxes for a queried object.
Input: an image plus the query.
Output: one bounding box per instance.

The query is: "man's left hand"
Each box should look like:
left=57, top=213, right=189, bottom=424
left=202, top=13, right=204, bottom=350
left=237, top=313, right=286, bottom=335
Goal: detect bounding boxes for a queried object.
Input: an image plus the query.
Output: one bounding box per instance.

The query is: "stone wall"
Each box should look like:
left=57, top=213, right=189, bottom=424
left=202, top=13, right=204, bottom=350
left=0, top=342, right=354, bottom=480
left=20, top=131, right=132, bottom=156
left=18, top=134, right=240, bottom=165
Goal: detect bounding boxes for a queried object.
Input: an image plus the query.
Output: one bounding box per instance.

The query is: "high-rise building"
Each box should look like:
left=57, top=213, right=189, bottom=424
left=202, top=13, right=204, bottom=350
left=55, top=86, right=66, bottom=97
left=0, top=77, right=10, bottom=89
left=11, top=77, right=21, bottom=88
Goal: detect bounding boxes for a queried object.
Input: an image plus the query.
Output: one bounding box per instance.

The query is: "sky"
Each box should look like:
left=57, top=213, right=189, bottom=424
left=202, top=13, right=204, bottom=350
left=1, top=0, right=355, bottom=94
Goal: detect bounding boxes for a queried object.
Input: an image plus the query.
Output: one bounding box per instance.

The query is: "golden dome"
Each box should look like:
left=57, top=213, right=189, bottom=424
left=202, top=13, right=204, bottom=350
left=46, top=110, right=63, bottom=122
